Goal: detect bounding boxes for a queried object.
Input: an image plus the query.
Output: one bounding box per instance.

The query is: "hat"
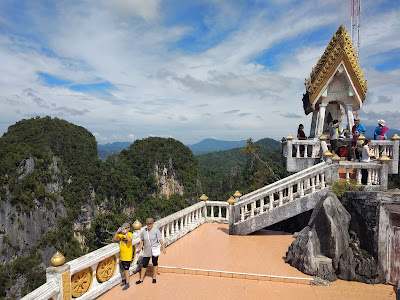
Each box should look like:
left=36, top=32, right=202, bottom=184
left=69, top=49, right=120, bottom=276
left=121, top=222, right=130, bottom=228
left=354, top=118, right=360, bottom=122
left=378, top=119, right=385, bottom=126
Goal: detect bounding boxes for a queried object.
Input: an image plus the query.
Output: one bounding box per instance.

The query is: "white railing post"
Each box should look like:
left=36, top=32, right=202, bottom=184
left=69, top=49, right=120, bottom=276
left=260, top=198, right=264, bottom=213
left=241, top=206, right=245, bottom=222
left=269, top=194, right=274, bottom=210
left=311, top=177, right=315, bottom=193
left=279, top=190, right=283, bottom=206
left=367, top=169, right=372, bottom=185
left=357, top=169, right=362, bottom=184
left=300, top=181, right=304, bottom=197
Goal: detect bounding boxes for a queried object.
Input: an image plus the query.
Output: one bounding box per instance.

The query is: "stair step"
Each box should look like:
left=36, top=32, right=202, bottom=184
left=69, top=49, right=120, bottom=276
left=156, top=266, right=312, bottom=285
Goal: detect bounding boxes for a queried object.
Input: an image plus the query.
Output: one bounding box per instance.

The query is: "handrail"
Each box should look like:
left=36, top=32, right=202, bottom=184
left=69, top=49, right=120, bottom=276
left=237, top=162, right=328, bottom=203
left=21, top=280, right=59, bottom=300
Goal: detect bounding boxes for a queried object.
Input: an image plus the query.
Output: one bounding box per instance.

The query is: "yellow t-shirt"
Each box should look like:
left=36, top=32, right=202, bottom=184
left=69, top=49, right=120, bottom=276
left=118, top=232, right=133, bottom=261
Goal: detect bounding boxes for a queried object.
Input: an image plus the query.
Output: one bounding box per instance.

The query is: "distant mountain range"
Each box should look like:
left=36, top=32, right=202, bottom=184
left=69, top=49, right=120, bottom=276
left=98, top=142, right=132, bottom=160
left=98, top=138, right=251, bottom=160
left=187, top=138, right=248, bottom=155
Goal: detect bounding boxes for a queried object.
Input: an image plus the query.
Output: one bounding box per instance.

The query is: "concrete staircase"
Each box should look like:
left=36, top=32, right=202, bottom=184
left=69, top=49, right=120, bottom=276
left=229, top=162, right=331, bottom=236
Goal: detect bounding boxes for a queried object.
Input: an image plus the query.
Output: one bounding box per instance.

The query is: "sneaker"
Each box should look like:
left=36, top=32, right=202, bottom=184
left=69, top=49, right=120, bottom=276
left=120, top=280, right=126, bottom=286
left=152, top=279, right=156, bottom=284
left=136, top=280, right=143, bottom=285
left=122, top=283, right=130, bottom=290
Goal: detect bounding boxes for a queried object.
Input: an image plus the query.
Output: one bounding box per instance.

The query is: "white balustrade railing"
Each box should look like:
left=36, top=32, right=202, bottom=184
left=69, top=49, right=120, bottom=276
left=24, top=199, right=232, bottom=299
left=155, top=202, right=206, bottom=246
left=204, top=201, right=229, bottom=223
left=234, top=160, right=389, bottom=226
left=283, top=139, right=321, bottom=158
left=370, top=140, right=394, bottom=159
left=238, top=162, right=329, bottom=204
left=335, top=162, right=387, bottom=186
left=234, top=162, right=331, bottom=224
left=283, top=137, right=400, bottom=174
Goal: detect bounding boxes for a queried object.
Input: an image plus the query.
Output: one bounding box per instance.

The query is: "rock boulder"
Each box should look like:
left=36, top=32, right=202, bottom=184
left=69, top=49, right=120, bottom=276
left=285, top=192, right=382, bottom=283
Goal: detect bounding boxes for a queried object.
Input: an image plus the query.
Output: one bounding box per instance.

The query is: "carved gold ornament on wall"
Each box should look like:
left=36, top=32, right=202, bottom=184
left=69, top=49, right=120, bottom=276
left=96, top=255, right=117, bottom=283
left=71, top=268, right=93, bottom=298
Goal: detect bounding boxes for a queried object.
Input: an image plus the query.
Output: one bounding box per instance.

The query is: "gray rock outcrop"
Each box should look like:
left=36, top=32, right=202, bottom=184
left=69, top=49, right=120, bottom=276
left=285, top=192, right=382, bottom=283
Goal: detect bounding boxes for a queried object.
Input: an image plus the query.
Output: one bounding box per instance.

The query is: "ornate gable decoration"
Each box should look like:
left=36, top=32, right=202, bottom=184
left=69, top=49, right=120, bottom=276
left=306, top=25, right=368, bottom=104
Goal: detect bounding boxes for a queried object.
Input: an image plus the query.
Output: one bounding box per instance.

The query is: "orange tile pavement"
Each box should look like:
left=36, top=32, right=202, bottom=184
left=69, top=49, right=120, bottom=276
left=99, top=223, right=396, bottom=300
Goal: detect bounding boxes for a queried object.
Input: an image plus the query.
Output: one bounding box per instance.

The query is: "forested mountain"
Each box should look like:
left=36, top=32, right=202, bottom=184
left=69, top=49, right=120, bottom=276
left=188, top=138, right=247, bottom=155
left=0, top=117, right=202, bottom=299
left=0, top=117, right=287, bottom=299
left=197, top=138, right=286, bottom=201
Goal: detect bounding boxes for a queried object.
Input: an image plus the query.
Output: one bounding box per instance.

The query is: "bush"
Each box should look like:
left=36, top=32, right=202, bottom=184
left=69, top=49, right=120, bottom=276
left=329, top=180, right=364, bottom=198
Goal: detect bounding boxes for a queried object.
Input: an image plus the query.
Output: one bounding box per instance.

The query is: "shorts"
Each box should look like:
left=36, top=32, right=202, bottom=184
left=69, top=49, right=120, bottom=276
left=330, top=139, right=338, bottom=152
left=142, top=256, right=159, bottom=268
left=121, top=260, right=131, bottom=270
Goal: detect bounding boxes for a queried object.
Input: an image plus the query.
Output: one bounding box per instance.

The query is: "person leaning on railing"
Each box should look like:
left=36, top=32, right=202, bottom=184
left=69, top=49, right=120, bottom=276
left=113, top=222, right=133, bottom=290
left=135, top=218, right=166, bottom=284
left=360, top=138, right=374, bottom=184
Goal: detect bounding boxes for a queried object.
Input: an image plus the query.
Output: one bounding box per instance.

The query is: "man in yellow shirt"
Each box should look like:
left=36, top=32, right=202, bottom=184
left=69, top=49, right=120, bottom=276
left=113, top=222, right=133, bottom=290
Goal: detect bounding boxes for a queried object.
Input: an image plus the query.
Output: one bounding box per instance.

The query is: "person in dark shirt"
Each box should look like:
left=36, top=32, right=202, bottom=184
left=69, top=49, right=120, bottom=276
left=297, top=124, right=307, bottom=157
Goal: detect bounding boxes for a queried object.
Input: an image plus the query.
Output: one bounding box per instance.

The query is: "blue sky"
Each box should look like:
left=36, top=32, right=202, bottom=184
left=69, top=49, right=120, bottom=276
left=0, top=0, right=399, bottom=144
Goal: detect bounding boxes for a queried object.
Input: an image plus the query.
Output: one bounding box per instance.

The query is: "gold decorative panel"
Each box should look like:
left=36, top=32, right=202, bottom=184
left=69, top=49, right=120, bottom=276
left=62, top=271, right=71, bottom=300
left=71, top=268, right=93, bottom=298
left=96, top=255, right=117, bottom=283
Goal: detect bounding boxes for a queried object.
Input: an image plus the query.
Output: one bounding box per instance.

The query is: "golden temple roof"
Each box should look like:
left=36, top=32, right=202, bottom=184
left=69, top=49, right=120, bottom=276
left=306, top=25, right=368, bottom=104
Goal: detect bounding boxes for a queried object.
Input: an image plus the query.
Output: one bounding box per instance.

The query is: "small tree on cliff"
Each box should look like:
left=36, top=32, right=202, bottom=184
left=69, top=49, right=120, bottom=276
left=240, top=138, right=280, bottom=181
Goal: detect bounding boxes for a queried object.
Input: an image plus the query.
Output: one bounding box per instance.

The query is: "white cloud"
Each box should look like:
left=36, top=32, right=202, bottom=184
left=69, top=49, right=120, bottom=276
left=0, top=0, right=399, bottom=144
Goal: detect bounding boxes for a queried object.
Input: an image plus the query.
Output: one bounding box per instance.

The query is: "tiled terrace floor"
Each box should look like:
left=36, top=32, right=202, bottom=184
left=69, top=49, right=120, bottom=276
left=99, top=223, right=396, bottom=300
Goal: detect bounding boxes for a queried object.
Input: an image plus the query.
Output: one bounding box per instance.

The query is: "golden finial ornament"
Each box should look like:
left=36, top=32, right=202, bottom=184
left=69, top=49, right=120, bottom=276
left=227, top=197, right=236, bottom=205
left=391, top=134, right=400, bottom=140
left=323, top=151, right=333, bottom=157
left=357, top=134, right=366, bottom=140
left=286, top=134, right=293, bottom=140
left=233, top=190, right=242, bottom=198
left=331, top=154, right=341, bottom=162
left=132, top=219, right=142, bottom=230
left=51, top=251, right=65, bottom=267
left=199, top=194, right=209, bottom=201
left=319, top=135, right=327, bottom=140
left=379, top=155, right=391, bottom=162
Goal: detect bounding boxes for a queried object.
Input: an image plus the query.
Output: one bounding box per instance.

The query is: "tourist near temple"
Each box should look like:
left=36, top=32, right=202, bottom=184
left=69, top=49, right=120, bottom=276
left=22, top=25, right=400, bottom=300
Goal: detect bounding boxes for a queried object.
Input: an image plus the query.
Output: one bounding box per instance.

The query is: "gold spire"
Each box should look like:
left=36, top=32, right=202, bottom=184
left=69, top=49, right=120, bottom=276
left=307, top=25, right=368, bottom=104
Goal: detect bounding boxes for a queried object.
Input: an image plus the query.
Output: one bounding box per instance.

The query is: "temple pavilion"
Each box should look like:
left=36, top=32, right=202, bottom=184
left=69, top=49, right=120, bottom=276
left=303, top=25, right=368, bottom=139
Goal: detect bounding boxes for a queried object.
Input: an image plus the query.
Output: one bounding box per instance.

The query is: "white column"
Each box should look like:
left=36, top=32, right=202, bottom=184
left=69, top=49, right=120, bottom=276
left=346, top=104, right=354, bottom=138
left=309, top=110, right=319, bottom=138
left=269, top=194, right=274, bottom=210
left=240, top=206, right=245, bottom=222
left=316, top=103, right=328, bottom=137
